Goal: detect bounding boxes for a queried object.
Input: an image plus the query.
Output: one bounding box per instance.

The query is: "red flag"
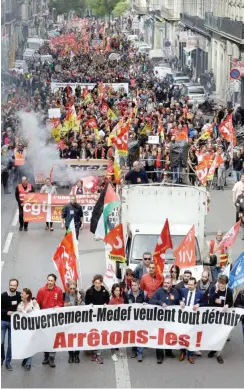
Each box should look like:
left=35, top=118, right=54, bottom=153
left=219, top=114, right=233, bottom=142
left=153, top=219, right=173, bottom=281
left=53, top=231, right=79, bottom=290
left=112, top=121, right=130, bottom=156
left=86, top=117, right=98, bottom=129
left=196, top=159, right=209, bottom=185
left=215, top=220, right=241, bottom=252
left=104, top=224, right=126, bottom=263
left=101, top=101, right=109, bottom=115
left=173, top=226, right=196, bottom=268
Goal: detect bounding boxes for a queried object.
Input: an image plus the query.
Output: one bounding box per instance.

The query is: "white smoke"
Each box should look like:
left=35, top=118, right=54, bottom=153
left=17, top=111, right=105, bottom=186
left=17, top=111, right=59, bottom=183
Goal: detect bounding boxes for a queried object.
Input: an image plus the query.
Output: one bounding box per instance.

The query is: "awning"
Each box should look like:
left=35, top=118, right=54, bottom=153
left=183, top=46, right=197, bottom=53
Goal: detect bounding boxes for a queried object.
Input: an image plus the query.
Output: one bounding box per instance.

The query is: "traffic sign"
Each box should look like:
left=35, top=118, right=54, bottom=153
left=230, top=68, right=241, bottom=80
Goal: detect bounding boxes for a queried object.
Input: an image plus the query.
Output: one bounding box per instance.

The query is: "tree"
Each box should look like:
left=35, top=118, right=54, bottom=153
left=86, top=0, right=121, bottom=17
left=48, top=0, right=86, bottom=17
left=112, top=0, right=129, bottom=16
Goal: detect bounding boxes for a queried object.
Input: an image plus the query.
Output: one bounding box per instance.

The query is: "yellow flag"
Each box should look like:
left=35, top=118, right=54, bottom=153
left=140, top=123, right=152, bottom=135
left=51, top=127, right=60, bottom=142
left=73, top=119, right=80, bottom=132
left=84, top=93, right=93, bottom=105
left=107, top=108, right=117, bottom=120
left=114, top=149, right=121, bottom=184
left=94, top=128, right=100, bottom=141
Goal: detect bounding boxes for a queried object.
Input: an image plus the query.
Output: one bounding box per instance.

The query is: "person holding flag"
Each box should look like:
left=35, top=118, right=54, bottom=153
left=150, top=276, right=180, bottom=363
left=61, top=195, right=83, bottom=240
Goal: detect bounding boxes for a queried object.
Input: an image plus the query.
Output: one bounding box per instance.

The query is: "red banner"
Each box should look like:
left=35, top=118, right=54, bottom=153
left=23, top=193, right=99, bottom=223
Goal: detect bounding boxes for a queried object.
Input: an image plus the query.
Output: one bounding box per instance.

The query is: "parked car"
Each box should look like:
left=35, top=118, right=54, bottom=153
left=173, top=76, right=190, bottom=85
left=180, top=83, right=207, bottom=106
left=137, top=44, right=151, bottom=54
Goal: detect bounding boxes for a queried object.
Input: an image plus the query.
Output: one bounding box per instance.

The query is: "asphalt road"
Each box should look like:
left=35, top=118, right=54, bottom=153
left=1, top=180, right=244, bottom=388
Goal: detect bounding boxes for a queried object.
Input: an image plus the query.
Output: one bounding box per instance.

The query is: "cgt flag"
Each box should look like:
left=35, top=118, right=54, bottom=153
left=53, top=220, right=79, bottom=290
left=153, top=219, right=173, bottom=281
left=215, top=220, right=241, bottom=252
left=228, top=252, right=244, bottom=289
left=173, top=226, right=196, bottom=268
left=104, top=224, right=126, bottom=263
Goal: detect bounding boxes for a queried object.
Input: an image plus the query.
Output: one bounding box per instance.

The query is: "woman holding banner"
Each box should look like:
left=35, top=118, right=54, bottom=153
left=109, top=283, right=128, bottom=362
left=17, top=288, right=40, bottom=371
left=63, top=280, right=85, bottom=364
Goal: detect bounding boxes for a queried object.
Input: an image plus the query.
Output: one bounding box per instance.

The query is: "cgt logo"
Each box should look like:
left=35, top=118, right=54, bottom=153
left=23, top=202, right=48, bottom=215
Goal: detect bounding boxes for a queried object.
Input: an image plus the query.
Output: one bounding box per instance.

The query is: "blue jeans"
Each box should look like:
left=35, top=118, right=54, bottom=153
left=232, top=170, right=241, bottom=183
left=22, top=357, right=32, bottom=366
left=1, top=321, right=11, bottom=364
left=172, top=167, right=180, bottom=184
left=132, top=347, right=143, bottom=356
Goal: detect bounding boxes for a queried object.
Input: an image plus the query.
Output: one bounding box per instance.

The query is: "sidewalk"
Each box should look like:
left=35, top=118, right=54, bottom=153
left=1, top=191, right=17, bottom=246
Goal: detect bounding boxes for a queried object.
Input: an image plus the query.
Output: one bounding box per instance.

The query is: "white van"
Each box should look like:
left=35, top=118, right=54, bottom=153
left=23, top=49, right=35, bottom=60
left=40, top=54, right=53, bottom=63
left=27, top=38, right=44, bottom=51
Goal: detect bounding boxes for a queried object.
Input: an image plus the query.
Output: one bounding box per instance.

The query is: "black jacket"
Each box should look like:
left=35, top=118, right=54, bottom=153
left=62, top=203, right=83, bottom=227
left=15, top=184, right=35, bottom=207
left=1, top=291, right=21, bottom=322
left=85, top=285, right=110, bottom=305
left=209, top=286, right=233, bottom=307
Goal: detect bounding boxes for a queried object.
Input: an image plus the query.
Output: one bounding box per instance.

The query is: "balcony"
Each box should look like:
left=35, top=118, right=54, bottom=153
left=4, top=12, right=16, bottom=23
left=160, top=5, right=180, bottom=21
left=205, top=12, right=244, bottom=43
left=181, top=13, right=209, bottom=35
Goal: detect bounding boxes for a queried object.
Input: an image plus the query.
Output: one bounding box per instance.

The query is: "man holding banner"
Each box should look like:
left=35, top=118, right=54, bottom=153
left=36, top=274, right=63, bottom=368
left=208, top=275, right=233, bottom=364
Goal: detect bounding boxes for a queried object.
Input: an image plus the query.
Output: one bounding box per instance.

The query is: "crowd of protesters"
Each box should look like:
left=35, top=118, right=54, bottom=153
left=2, top=263, right=244, bottom=370
left=1, top=17, right=244, bottom=374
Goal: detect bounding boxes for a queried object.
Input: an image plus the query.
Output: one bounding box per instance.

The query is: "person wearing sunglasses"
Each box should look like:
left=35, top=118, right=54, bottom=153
left=63, top=280, right=85, bottom=364
left=133, top=252, right=152, bottom=281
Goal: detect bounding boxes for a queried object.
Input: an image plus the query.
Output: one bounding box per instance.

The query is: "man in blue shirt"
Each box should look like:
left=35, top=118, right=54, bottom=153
left=150, top=277, right=180, bottom=363
left=125, top=161, right=149, bottom=184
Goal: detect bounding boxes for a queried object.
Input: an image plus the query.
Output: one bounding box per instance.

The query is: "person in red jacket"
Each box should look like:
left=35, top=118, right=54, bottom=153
left=36, top=274, right=63, bottom=368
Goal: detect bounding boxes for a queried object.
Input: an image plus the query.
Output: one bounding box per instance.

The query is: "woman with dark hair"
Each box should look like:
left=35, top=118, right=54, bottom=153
left=109, top=283, right=128, bottom=362
left=85, top=274, right=110, bottom=364
left=170, top=265, right=180, bottom=287
left=63, top=280, right=85, bottom=364
left=17, top=288, right=40, bottom=371
left=70, top=179, right=84, bottom=195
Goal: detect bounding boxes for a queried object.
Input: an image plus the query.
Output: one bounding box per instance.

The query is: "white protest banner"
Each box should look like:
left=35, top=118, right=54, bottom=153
left=48, top=108, right=61, bottom=118
left=11, top=305, right=243, bottom=359
left=148, top=135, right=159, bottom=144
left=51, top=82, right=129, bottom=95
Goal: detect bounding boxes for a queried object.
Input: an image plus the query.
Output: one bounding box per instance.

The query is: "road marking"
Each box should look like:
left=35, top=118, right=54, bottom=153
left=115, top=349, right=131, bottom=388
left=2, top=232, right=13, bottom=254
left=12, top=209, right=19, bottom=227
left=1, top=261, right=5, bottom=270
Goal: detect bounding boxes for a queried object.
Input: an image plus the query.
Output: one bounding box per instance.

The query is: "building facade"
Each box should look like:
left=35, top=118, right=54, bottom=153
left=133, top=0, right=244, bottom=105
left=1, top=0, right=49, bottom=71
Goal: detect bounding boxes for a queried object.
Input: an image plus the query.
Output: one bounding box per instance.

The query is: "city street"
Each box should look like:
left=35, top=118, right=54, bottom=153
left=1, top=183, right=244, bottom=388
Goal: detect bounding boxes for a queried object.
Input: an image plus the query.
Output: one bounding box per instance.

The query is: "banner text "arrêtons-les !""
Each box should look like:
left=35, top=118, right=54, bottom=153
left=11, top=305, right=244, bottom=358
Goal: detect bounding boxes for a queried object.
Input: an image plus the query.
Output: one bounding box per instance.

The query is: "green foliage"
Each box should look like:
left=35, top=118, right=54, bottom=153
left=112, top=0, right=129, bottom=16
left=86, top=0, right=121, bottom=17
left=48, top=0, right=86, bottom=16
